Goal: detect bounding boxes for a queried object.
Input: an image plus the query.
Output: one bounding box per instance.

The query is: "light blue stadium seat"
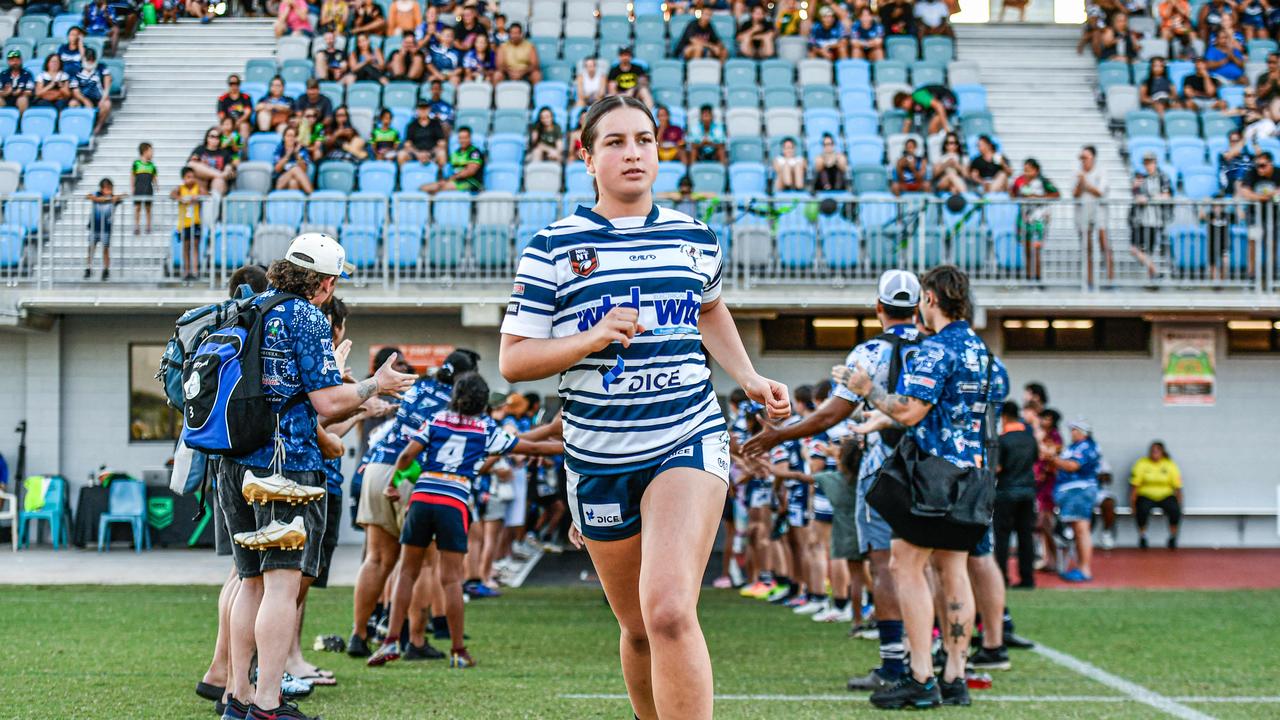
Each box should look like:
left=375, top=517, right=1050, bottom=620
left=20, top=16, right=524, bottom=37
left=280, top=58, right=313, bottom=86
left=318, top=81, right=344, bottom=109
left=961, top=110, right=994, bottom=138
left=725, top=59, right=758, bottom=88
left=727, top=87, right=759, bottom=108
left=1127, top=137, right=1167, bottom=173
left=690, top=162, right=726, bottom=193
left=836, top=59, right=871, bottom=89
left=561, top=37, right=595, bottom=66
left=392, top=191, right=429, bottom=227
left=347, top=191, right=386, bottom=229
left=244, top=58, right=277, bottom=85
left=0, top=224, right=23, bottom=267
left=318, top=160, right=356, bottom=193
left=485, top=163, right=520, bottom=193
left=1167, top=60, right=1194, bottom=90
left=728, top=162, right=767, bottom=195
left=760, top=59, right=793, bottom=87
left=910, top=61, right=945, bottom=87
left=4, top=191, right=41, bottom=234
left=843, top=110, right=878, bottom=137
left=387, top=222, right=423, bottom=267
left=246, top=133, right=278, bottom=163
left=839, top=87, right=874, bottom=113
left=853, top=165, right=890, bottom=194
left=952, top=84, right=988, bottom=115
left=211, top=224, right=252, bottom=267
left=487, top=133, right=526, bottom=166
left=21, top=160, right=58, bottom=199
left=763, top=86, right=798, bottom=109
left=17, top=14, right=50, bottom=40
left=57, top=107, right=94, bottom=146
left=687, top=84, right=720, bottom=110
left=340, top=223, right=380, bottom=268
left=819, top=213, right=859, bottom=268
left=222, top=191, right=263, bottom=226
left=0, top=108, right=17, bottom=139
left=265, top=189, right=307, bottom=229
left=885, top=35, right=918, bottom=63
left=1168, top=137, right=1207, bottom=172
left=39, top=134, right=75, bottom=174
left=3, top=134, right=39, bottom=167
left=985, top=194, right=1022, bottom=271
left=1179, top=164, right=1219, bottom=200
left=399, top=162, right=437, bottom=191
left=345, top=82, right=382, bottom=110
left=306, top=190, right=347, bottom=228
left=847, top=135, right=886, bottom=165
left=634, top=14, right=666, bottom=42
left=801, top=85, right=836, bottom=110
left=516, top=192, right=559, bottom=251
left=921, top=36, right=954, bottom=64
left=51, top=13, right=80, bottom=40
left=653, top=161, right=685, bottom=195
left=1167, top=224, right=1208, bottom=272
left=472, top=221, right=511, bottom=267
left=1097, top=61, right=1132, bottom=92
left=20, top=108, right=56, bottom=139
left=803, top=108, right=841, bottom=140
left=533, top=81, right=570, bottom=111
left=433, top=191, right=472, bottom=225
left=777, top=214, right=816, bottom=268
left=565, top=163, right=593, bottom=195
left=1125, top=109, right=1162, bottom=138
left=356, top=160, right=396, bottom=195
left=1164, top=109, right=1200, bottom=138
left=491, top=108, right=528, bottom=136
left=872, top=59, right=907, bottom=85
left=729, top=136, right=765, bottom=164
left=1201, top=111, right=1239, bottom=139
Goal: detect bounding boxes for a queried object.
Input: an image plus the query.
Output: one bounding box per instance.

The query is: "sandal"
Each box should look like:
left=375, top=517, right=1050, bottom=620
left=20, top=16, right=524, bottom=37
left=296, top=669, right=337, bottom=686
left=195, top=681, right=225, bottom=702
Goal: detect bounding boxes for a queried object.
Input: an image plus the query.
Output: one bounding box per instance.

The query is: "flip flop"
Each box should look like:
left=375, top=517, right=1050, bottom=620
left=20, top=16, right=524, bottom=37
left=296, top=670, right=337, bottom=686
left=195, top=681, right=225, bottom=702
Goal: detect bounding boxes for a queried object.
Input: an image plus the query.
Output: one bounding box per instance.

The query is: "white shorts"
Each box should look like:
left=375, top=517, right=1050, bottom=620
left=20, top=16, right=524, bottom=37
left=504, top=466, right=529, bottom=527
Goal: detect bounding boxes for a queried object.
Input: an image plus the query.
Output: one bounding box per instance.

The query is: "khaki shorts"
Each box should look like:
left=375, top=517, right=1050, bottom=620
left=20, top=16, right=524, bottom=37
left=356, top=463, right=404, bottom=537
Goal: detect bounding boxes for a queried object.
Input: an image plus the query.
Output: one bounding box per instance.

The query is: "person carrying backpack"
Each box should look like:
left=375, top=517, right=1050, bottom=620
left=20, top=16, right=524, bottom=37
left=212, top=233, right=416, bottom=720
left=741, top=269, right=921, bottom=694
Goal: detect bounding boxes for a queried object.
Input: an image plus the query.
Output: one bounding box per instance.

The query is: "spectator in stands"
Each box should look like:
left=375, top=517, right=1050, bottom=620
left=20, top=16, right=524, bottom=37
left=659, top=174, right=712, bottom=216
left=1218, top=129, right=1255, bottom=192
left=426, top=26, right=463, bottom=86
left=809, top=6, right=847, bottom=60
left=848, top=6, right=885, bottom=61
left=319, top=0, right=350, bottom=35
left=655, top=105, right=686, bottom=164
left=218, top=74, right=254, bottom=142
left=224, top=115, right=247, bottom=160
left=1140, top=56, right=1179, bottom=116
left=322, top=105, right=368, bottom=161
left=895, top=84, right=956, bottom=135
left=415, top=5, right=446, bottom=45
left=386, top=0, right=422, bottom=36
left=1012, top=158, right=1059, bottom=280
left=879, top=0, right=915, bottom=36
left=1257, top=53, right=1280, bottom=103
left=1197, top=0, right=1234, bottom=45
left=295, top=78, right=334, bottom=123
left=496, top=23, right=541, bottom=84
left=463, top=33, right=498, bottom=84
left=1244, top=96, right=1280, bottom=142
left=132, top=142, right=156, bottom=235
left=0, top=50, right=34, bottom=112
left=386, top=35, right=425, bottom=81
left=575, top=57, right=606, bottom=108
left=737, top=6, right=777, bottom=60
left=421, top=125, right=483, bottom=194
left=351, top=33, right=390, bottom=85
left=350, top=0, right=387, bottom=36
left=968, top=135, right=1010, bottom=193
left=1129, top=152, right=1170, bottom=278
left=84, top=178, right=122, bottom=281
left=189, top=126, right=236, bottom=194
left=1095, top=12, right=1140, bottom=61
left=1240, top=0, right=1270, bottom=40
left=452, top=2, right=489, bottom=51
left=425, top=78, right=454, bottom=130
left=686, top=104, right=727, bottom=164
left=399, top=100, right=446, bottom=165
left=892, top=137, right=930, bottom=195
left=994, top=401, right=1038, bottom=588
left=171, top=168, right=201, bottom=279
left=1074, top=144, right=1112, bottom=285
left=1160, top=0, right=1196, bottom=58
left=69, top=47, right=111, bottom=135
left=255, top=76, right=295, bottom=132
left=1236, top=150, right=1278, bottom=208
left=932, top=131, right=968, bottom=194
left=812, top=133, right=849, bottom=191
left=676, top=12, right=728, bottom=61
left=772, top=137, right=807, bottom=192
left=315, top=32, right=349, bottom=83
left=33, top=54, right=72, bottom=110
left=58, top=25, right=86, bottom=75
left=84, top=0, right=121, bottom=55
left=186, top=0, right=216, bottom=26
left=1206, top=26, right=1248, bottom=85
left=275, top=0, right=314, bottom=37
left=526, top=107, right=564, bottom=163
left=775, top=0, right=803, bottom=36
left=607, top=47, right=653, bottom=107
left=491, top=13, right=510, bottom=45
left=274, top=124, right=314, bottom=193
left=915, top=0, right=955, bottom=38
left=1129, top=441, right=1183, bottom=550
left=370, top=108, right=400, bottom=160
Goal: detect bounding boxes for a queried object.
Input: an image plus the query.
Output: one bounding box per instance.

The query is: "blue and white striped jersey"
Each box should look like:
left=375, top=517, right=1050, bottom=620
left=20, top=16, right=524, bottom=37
left=405, top=410, right=519, bottom=505
left=500, top=204, right=728, bottom=475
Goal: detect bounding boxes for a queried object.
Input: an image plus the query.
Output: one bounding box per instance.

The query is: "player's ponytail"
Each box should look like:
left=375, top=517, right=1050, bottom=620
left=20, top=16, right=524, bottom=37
left=920, top=264, right=974, bottom=323
left=436, top=348, right=480, bottom=386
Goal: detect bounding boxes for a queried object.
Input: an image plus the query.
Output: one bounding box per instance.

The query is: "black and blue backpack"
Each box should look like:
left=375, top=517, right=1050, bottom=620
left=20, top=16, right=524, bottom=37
left=156, top=286, right=259, bottom=410
left=181, top=291, right=308, bottom=457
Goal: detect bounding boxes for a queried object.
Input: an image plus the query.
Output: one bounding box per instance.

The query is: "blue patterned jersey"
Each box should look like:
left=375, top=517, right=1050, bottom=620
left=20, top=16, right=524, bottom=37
left=239, top=289, right=342, bottom=472
left=1056, top=438, right=1101, bottom=492
left=500, top=205, right=728, bottom=475
left=366, top=377, right=454, bottom=465
left=899, top=321, right=1006, bottom=469
left=323, top=457, right=343, bottom=496
left=405, top=410, right=519, bottom=506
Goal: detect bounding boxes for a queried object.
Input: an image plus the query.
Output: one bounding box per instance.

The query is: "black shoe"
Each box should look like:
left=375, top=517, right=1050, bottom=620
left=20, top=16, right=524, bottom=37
left=83, top=267, right=90, bottom=279
left=346, top=633, right=371, bottom=658
left=969, top=645, right=1010, bottom=671
left=1168, top=536, right=1178, bottom=550
left=403, top=641, right=446, bottom=661
left=101, top=268, right=109, bottom=281
left=1004, top=632, right=1036, bottom=650
left=1012, top=582, right=1036, bottom=590
left=847, top=668, right=896, bottom=691
left=1139, top=536, right=1149, bottom=549
left=197, top=682, right=225, bottom=702
left=940, top=677, right=971, bottom=707
left=215, top=700, right=226, bottom=716
left=869, top=675, right=941, bottom=710
left=247, top=700, right=318, bottom=720
left=220, top=697, right=250, bottom=720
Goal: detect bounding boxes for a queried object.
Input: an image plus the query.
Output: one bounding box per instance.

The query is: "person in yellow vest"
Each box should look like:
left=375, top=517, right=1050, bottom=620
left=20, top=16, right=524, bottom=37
left=1129, top=441, right=1183, bottom=550
left=170, top=166, right=203, bottom=281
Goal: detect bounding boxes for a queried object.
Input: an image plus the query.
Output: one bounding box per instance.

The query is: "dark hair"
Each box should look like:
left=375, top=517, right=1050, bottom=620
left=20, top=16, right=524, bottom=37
left=523, top=391, right=542, bottom=409
left=270, top=74, right=284, bottom=86
left=580, top=95, right=656, bottom=153
left=729, top=387, right=748, bottom=405
left=978, top=134, right=995, bottom=148
left=793, top=384, right=814, bottom=411
left=227, top=73, right=240, bottom=83
left=883, top=302, right=916, bottom=321
left=509, top=21, right=523, bottom=31
left=1001, top=401, right=1020, bottom=420
left=138, top=142, right=152, bottom=154
left=436, top=348, right=479, bottom=386
left=1149, top=440, right=1169, bottom=459
left=379, top=107, right=392, bottom=119
left=678, top=174, right=692, bottom=188
left=838, top=437, right=863, bottom=480
left=813, top=379, right=831, bottom=403
left=372, top=346, right=402, bottom=372
left=1025, top=382, right=1048, bottom=405
left=181, top=165, right=195, bottom=177
left=449, top=371, right=490, bottom=416
left=893, top=91, right=911, bottom=107
left=266, top=258, right=328, bottom=299
left=699, top=103, right=714, bottom=114
left=1260, top=151, right=1275, bottom=163
left=83, top=47, right=96, bottom=62
left=1024, top=158, right=1041, bottom=172
left=1082, top=144, right=1097, bottom=157
left=322, top=295, right=349, bottom=330
left=920, top=264, right=972, bottom=322
left=822, top=132, right=834, bottom=143
left=457, top=125, right=472, bottom=135
left=227, top=264, right=269, bottom=297
left=1042, top=408, right=1061, bottom=429
left=98, top=178, right=112, bottom=189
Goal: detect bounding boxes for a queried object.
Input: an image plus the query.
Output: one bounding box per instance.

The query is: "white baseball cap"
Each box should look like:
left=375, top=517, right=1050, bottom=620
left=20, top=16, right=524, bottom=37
left=878, top=269, right=921, bottom=308
left=1069, top=417, right=1092, bottom=435
left=285, top=232, right=352, bottom=279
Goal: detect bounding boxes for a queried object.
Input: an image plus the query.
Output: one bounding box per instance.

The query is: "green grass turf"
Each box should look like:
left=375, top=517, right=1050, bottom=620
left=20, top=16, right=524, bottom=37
left=1, top=585, right=1276, bottom=719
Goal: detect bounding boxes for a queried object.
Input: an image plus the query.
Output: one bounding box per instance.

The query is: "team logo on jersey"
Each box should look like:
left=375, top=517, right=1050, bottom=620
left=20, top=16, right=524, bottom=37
left=512, top=282, right=525, bottom=296
left=583, top=502, right=623, bottom=527
left=598, top=355, right=626, bottom=392
left=680, top=243, right=702, bottom=262
left=568, top=246, right=599, bottom=277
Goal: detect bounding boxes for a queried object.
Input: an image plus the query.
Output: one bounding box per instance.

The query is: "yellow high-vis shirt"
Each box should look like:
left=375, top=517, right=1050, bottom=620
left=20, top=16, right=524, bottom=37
left=1130, top=457, right=1181, bottom=502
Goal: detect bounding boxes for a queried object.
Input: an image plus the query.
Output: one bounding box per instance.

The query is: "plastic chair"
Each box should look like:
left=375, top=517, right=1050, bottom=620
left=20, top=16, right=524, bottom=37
left=21, top=160, right=58, bottom=200
left=39, top=133, right=75, bottom=174
left=97, top=479, right=149, bottom=553
left=0, top=488, right=16, bottom=551
left=18, top=476, right=68, bottom=549
left=57, top=107, right=95, bottom=146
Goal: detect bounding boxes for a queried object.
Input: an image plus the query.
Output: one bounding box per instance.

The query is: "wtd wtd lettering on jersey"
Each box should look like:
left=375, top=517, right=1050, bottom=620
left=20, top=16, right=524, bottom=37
left=575, top=286, right=700, bottom=334
left=576, top=286, right=641, bottom=332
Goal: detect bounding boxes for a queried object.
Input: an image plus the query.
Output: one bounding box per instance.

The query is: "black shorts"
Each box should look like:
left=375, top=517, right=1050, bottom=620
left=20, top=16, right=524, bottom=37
left=217, top=458, right=327, bottom=579
left=312, top=492, right=343, bottom=588
left=401, top=496, right=469, bottom=554
left=180, top=224, right=202, bottom=243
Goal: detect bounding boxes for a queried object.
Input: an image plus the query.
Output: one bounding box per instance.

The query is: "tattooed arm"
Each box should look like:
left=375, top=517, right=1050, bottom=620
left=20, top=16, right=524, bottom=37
left=830, top=364, right=932, bottom=427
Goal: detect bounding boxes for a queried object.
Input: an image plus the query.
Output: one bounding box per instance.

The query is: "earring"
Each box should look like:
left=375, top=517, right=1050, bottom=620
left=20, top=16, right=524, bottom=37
left=585, top=170, right=595, bottom=177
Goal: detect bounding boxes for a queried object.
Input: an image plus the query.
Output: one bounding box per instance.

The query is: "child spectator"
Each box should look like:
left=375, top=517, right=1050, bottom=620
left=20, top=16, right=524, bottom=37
left=255, top=76, right=295, bottom=132
left=894, top=83, right=957, bottom=135
left=161, top=0, right=180, bottom=24
left=273, top=125, right=314, bottom=193
left=296, top=109, right=323, bottom=159
left=425, top=79, right=454, bottom=129
left=775, top=0, right=803, bottom=36
left=69, top=47, right=111, bottom=135
left=85, top=178, right=124, bottom=281
left=219, top=116, right=245, bottom=161
left=170, top=167, right=202, bottom=281
left=33, top=54, right=72, bottom=110
left=463, top=33, right=498, bottom=84
left=526, top=107, right=563, bottom=163
left=772, top=137, right=807, bottom=191
left=371, top=108, right=401, bottom=160
left=892, top=137, right=930, bottom=194
left=0, top=50, right=34, bottom=111
left=132, top=143, right=156, bottom=235
left=491, top=14, right=509, bottom=45
left=217, top=74, right=254, bottom=141
left=58, top=26, right=86, bottom=76
left=427, top=27, right=464, bottom=86
left=686, top=104, right=727, bottom=164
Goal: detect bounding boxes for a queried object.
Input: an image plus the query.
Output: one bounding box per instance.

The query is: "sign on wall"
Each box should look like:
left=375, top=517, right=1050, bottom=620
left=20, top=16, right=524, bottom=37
left=1160, top=328, right=1216, bottom=406
left=368, top=344, right=455, bottom=375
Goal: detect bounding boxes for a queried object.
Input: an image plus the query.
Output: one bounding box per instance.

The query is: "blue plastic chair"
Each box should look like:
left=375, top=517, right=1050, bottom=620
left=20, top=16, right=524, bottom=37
left=3, top=134, right=39, bottom=167
left=0, top=108, right=18, bottom=138
left=57, top=107, right=95, bottom=146
left=728, top=162, right=767, bottom=195
left=485, top=163, right=520, bottom=193
left=835, top=59, right=871, bottom=89
left=340, top=223, right=380, bottom=268
left=0, top=224, right=23, bottom=267
left=356, top=160, right=396, bottom=195
left=317, top=160, right=356, bottom=193
left=399, top=162, right=437, bottom=192
left=777, top=215, right=817, bottom=269
left=211, top=224, right=252, bottom=267
left=819, top=214, right=860, bottom=268
left=307, top=190, right=347, bottom=227
left=486, top=134, right=525, bottom=166
left=5, top=191, right=41, bottom=233
left=97, top=479, right=150, bottom=553
left=20, top=108, right=56, bottom=139
left=18, top=476, right=69, bottom=549
left=40, top=134, right=76, bottom=174
left=22, top=160, right=59, bottom=200
left=347, top=191, right=387, bottom=229
left=246, top=133, right=278, bottom=164
left=265, top=189, right=306, bottom=228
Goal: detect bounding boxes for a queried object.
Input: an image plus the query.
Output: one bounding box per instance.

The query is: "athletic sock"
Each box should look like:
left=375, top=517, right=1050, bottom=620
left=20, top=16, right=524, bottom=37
left=1003, top=608, right=1015, bottom=635
left=431, top=615, right=448, bottom=634
left=759, top=571, right=774, bottom=584
left=879, top=620, right=906, bottom=679
left=809, top=593, right=827, bottom=603
left=833, top=597, right=850, bottom=610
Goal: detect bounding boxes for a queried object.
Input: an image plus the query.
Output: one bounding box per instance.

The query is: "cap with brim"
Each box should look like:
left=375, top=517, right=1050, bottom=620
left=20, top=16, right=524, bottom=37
left=5, top=50, right=19, bottom=59
left=284, top=232, right=353, bottom=278
left=878, top=269, right=921, bottom=308
left=619, top=45, right=633, bottom=54
left=1068, top=417, right=1092, bottom=435
left=487, top=391, right=509, bottom=408
left=1142, top=151, right=1158, bottom=161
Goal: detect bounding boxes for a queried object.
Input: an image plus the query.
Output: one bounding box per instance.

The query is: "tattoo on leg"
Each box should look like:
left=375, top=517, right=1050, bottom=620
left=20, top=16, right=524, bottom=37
left=948, top=601, right=963, bottom=612
left=949, top=621, right=965, bottom=642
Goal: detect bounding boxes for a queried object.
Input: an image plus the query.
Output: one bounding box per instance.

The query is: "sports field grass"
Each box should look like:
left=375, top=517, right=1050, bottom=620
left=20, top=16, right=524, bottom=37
left=2, top=584, right=1277, bottom=719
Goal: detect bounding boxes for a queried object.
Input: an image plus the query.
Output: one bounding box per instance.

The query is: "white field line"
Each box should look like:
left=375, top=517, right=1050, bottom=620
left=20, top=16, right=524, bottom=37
left=1032, top=642, right=1217, bottom=720
left=559, top=693, right=1280, bottom=704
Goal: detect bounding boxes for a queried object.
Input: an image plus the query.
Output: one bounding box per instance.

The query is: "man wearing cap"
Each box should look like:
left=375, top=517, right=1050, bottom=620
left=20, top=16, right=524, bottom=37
left=293, top=78, right=334, bottom=123
left=743, top=269, right=922, bottom=694
left=0, top=50, right=34, bottom=112
left=218, top=233, right=416, bottom=720
left=1045, top=417, right=1100, bottom=583
left=606, top=46, right=653, bottom=107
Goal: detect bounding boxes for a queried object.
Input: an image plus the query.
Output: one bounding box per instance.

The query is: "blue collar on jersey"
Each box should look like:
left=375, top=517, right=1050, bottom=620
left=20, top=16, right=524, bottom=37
left=883, top=321, right=915, bottom=337
left=574, top=204, right=661, bottom=228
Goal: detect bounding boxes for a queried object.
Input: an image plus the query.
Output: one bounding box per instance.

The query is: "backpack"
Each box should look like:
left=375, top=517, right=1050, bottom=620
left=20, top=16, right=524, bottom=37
left=181, top=291, right=309, bottom=457
left=874, top=330, right=922, bottom=449
left=156, top=287, right=259, bottom=409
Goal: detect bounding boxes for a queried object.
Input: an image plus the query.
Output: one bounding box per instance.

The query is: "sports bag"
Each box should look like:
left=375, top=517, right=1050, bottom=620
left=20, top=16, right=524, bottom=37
left=181, top=292, right=308, bottom=456
left=156, top=288, right=259, bottom=409
left=873, top=330, right=923, bottom=449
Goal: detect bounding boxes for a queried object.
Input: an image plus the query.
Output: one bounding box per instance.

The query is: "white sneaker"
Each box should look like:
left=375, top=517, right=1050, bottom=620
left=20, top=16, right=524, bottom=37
left=233, top=516, right=306, bottom=551
left=1099, top=530, right=1116, bottom=550
left=813, top=603, right=855, bottom=623
left=242, top=471, right=326, bottom=506
left=793, top=599, right=827, bottom=616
